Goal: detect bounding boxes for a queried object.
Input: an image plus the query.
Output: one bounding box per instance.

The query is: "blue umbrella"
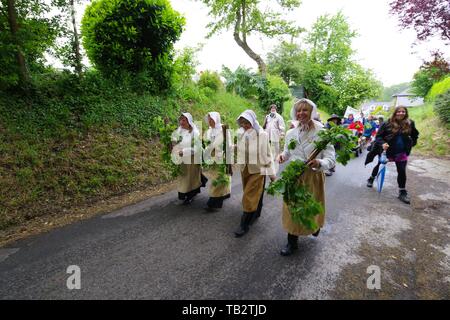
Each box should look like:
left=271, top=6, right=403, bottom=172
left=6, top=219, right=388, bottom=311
left=376, top=151, right=388, bottom=193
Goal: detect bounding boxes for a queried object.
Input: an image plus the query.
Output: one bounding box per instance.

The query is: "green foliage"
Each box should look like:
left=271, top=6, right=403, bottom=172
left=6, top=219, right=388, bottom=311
left=288, top=139, right=297, bottom=150
left=198, top=70, right=223, bottom=92
left=315, top=124, right=358, bottom=165
left=267, top=41, right=304, bottom=85
left=51, top=0, right=86, bottom=75
left=267, top=160, right=323, bottom=230
left=427, top=76, right=450, bottom=102
left=335, top=64, right=383, bottom=114
left=0, top=0, right=59, bottom=89
left=412, top=69, right=437, bottom=98
left=284, top=12, right=381, bottom=114
left=198, top=0, right=302, bottom=39
left=221, top=65, right=259, bottom=98
left=407, top=104, right=450, bottom=156
left=257, top=74, right=291, bottom=114
left=267, top=125, right=356, bottom=230
left=152, top=116, right=181, bottom=177
left=212, top=164, right=231, bottom=187
left=306, top=12, right=356, bottom=73
left=411, top=51, right=450, bottom=98
left=81, top=0, right=185, bottom=92
left=172, top=46, right=200, bottom=90
left=374, top=108, right=392, bottom=120
left=434, top=90, right=450, bottom=124
left=1, top=70, right=180, bottom=139
left=198, top=0, right=302, bottom=73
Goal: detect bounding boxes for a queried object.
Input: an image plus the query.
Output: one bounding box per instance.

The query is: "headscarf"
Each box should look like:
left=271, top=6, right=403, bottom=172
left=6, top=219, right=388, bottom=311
left=290, top=99, right=321, bottom=132
left=236, top=109, right=261, bottom=133
left=290, top=98, right=319, bottom=121
left=204, top=112, right=222, bottom=128
left=180, top=112, right=199, bottom=135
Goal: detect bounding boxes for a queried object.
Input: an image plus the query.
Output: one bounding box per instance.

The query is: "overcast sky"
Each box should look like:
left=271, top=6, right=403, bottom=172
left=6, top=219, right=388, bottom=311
left=74, top=0, right=449, bottom=87
left=169, top=0, right=448, bottom=87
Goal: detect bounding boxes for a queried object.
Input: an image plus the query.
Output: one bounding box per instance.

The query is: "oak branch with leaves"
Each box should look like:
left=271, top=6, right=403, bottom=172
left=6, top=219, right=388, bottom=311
left=267, top=124, right=357, bottom=230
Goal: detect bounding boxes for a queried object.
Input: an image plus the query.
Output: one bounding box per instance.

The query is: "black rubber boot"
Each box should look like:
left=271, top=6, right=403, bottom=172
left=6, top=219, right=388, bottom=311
left=201, top=174, right=208, bottom=188
left=280, top=234, right=299, bottom=256
left=367, top=176, right=374, bottom=188
left=398, top=190, right=410, bottom=204
left=234, top=213, right=252, bottom=237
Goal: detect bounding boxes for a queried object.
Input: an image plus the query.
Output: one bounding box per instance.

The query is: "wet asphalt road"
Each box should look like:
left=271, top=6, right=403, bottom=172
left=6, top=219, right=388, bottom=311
left=0, top=151, right=449, bottom=299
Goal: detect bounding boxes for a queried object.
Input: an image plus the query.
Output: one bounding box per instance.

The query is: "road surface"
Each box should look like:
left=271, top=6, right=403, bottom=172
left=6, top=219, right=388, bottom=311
left=0, top=151, right=449, bottom=299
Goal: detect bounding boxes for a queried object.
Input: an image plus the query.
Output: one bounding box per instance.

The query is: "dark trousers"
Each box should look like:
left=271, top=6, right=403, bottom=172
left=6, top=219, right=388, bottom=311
left=371, top=160, right=407, bottom=189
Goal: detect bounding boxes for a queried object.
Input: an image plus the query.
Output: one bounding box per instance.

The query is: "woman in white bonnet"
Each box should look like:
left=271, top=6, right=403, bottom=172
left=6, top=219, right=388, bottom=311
left=203, top=111, right=232, bottom=212
left=234, top=110, right=276, bottom=237
left=277, top=99, right=335, bottom=256
left=172, top=112, right=208, bottom=205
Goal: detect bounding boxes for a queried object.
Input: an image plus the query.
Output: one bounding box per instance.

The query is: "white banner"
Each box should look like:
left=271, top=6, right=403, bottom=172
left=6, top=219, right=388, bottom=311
left=344, top=106, right=363, bottom=121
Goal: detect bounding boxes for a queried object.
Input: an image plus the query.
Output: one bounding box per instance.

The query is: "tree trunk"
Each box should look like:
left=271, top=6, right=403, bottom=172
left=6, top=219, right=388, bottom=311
left=233, top=5, right=267, bottom=76
left=70, top=0, right=82, bottom=75
left=7, top=0, right=30, bottom=85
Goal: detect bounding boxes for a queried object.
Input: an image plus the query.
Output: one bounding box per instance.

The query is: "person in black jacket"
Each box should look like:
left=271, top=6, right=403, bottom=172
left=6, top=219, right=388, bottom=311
left=365, top=106, right=419, bottom=204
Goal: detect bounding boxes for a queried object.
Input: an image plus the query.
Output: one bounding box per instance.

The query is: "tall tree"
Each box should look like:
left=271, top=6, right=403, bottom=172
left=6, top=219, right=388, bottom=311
left=305, top=12, right=356, bottom=84
left=282, top=12, right=382, bottom=114
left=198, top=0, right=302, bottom=75
left=0, top=0, right=59, bottom=90
left=336, top=64, right=383, bottom=111
left=5, top=0, right=30, bottom=85
left=389, top=0, right=450, bottom=43
left=267, top=41, right=305, bottom=85
left=53, top=0, right=84, bottom=75
left=300, top=12, right=357, bottom=105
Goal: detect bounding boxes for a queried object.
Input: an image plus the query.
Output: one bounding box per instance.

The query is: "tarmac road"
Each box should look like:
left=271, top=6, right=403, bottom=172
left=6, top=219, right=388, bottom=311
left=0, top=151, right=449, bottom=299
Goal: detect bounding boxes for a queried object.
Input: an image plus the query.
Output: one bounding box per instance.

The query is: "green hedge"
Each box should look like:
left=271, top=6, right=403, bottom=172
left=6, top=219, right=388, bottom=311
left=434, top=90, right=450, bottom=124
left=198, top=71, right=223, bottom=92
left=258, top=74, right=291, bottom=114
left=81, top=0, right=185, bottom=92
left=427, top=76, right=450, bottom=102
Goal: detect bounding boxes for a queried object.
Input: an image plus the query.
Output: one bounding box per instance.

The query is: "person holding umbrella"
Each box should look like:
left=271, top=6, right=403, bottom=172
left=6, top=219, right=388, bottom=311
left=365, top=106, right=419, bottom=204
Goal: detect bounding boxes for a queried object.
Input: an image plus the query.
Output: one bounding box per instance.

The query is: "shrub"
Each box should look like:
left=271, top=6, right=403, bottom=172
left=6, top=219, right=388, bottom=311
left=172, top=46, right=200, bottom=90
left=81, top=0, right=185, bottom=92
left=257, top=74, right=291, bottom=113
left=427, top=76, right=450, bottom=102
left=434, top=90, right=450, bottom=124
left=198, top=70, right=223, bottom=92
left=221, top=65, right=259, bottom=98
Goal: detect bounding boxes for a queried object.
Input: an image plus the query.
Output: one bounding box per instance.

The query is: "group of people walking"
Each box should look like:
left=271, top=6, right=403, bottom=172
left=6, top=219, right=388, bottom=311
left=171, top=99, right=419, bottom=256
